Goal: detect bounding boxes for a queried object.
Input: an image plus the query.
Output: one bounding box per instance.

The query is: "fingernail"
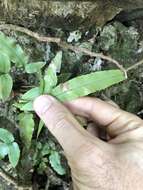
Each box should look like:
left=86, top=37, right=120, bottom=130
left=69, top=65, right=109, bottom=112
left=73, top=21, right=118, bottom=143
left=33, top=95, right=53, bottom=115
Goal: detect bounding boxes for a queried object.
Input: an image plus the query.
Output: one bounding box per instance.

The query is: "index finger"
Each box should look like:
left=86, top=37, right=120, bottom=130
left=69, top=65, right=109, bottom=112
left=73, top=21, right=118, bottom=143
left=65, top=97, right=143, bottom=138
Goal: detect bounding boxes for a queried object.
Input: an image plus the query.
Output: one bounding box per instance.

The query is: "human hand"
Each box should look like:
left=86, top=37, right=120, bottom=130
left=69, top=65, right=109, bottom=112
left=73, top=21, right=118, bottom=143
left=34, top=95, right=143, bottom=190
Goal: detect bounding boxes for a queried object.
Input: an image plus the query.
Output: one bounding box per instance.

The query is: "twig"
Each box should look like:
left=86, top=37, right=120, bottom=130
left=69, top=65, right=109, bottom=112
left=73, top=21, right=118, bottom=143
left=0, top=169, right=17, bottom=187
left=5, top=23, right=143, bottom=77
left=0, top=23, right=127, bottom=75
left=45, top=179, right=50, bottom=190
left=59, top=42, right=127, bottom=75
left=0, top=24, right=61, bottom=43
left=0, top=167, right=32, bottom=190
left=4, top=23, right=143, bottom=77
left=126, top=59, right=143, bottom=72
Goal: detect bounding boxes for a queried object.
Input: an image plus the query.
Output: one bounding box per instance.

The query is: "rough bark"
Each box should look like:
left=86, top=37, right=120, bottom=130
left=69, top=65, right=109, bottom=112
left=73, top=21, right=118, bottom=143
left=0, top=0, right=143, bottom=31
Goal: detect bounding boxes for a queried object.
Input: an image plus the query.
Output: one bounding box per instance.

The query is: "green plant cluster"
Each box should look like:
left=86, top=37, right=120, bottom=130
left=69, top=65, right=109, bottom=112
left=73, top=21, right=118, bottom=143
left=0, top=32, right=126, bottom=174
left=33, top=141, right=65, bottom=175
left=0, top=32, right=28, bottom=100
left=0, top=128, right=20, bottom=167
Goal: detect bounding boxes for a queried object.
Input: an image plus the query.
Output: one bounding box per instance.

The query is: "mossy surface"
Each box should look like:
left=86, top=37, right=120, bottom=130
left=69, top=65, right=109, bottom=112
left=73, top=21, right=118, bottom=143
left=99, top=22, right=139, bottom=66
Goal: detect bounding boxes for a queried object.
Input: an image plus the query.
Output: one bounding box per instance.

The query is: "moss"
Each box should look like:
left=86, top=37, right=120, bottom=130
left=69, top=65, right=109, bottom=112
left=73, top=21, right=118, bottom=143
left=104, top=80, right=142, bottom=113
left=99, top=22, right=139, bottom=66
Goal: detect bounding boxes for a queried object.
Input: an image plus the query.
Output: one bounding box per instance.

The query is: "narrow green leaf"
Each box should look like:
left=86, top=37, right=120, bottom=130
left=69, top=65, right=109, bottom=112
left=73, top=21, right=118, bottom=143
left=0, top=128, right=14, bottom=144
left=20, top=101, right=34, bottom=111
left=0, top=74, right=13, bottom=100
left=52, top=70, right=126, bottom=101
left=49, top=151, right=66, bottom=175
left=37, top=120, right=44, bottom=138
left=43, top=67, right=57, bottom=93
left=18, top=113, right=34, bottom=148
left=50, top=51, right=63, bottom=73
left=8, top=142, right=20, bottom=167
left=0, top=52, right=11, bottom=73
left=21, top=87, right=40, bottom=101
left=0, top=32, right=28, bottom=67
left=25, top=62, right=46, bottom=73
left=0, top=143, right=9, bottom=159
left=43, top=51, right=62, bottom=93
left=14, top=101, right=34, bottom=111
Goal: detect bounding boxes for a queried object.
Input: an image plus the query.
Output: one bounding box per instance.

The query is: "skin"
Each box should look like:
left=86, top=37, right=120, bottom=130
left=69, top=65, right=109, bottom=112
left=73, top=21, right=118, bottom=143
left=34, top=95, right=143, bottom=190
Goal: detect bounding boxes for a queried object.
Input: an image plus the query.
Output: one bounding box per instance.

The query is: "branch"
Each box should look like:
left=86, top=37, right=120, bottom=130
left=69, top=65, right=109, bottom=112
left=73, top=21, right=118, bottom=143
left=0, top=23, right=126, bottom=75
left=4, top=23, right=143, bottom=76
left=59, top=42, right=126, bottom=75
left=126, top=59, right=143, bottom=72
left=0, top=24, right=61, bottom=43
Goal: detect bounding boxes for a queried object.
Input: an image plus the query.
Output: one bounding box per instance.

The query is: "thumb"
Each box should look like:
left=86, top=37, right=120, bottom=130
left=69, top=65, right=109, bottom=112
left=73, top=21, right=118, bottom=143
left=33, top=95, right=93, bottom=156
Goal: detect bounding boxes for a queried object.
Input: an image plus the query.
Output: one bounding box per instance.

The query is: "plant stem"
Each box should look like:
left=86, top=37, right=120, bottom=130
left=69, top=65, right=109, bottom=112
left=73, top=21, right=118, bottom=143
left=0, top=24, right=61, bottom=43
left=126, top=59, right=143, bottom=72
left=59, top=42, right=126, bottom=75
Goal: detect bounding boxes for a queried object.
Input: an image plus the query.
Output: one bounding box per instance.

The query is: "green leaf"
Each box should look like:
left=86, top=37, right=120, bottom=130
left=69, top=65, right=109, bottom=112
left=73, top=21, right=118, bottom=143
left=18, top=113, right=34, bottom=148
left=37, top=120, right=44, bottom=138
left=52, top=70, right=126, bottom=101
left=0, top=128, right=14, bottom=144
left=21, top=87, right=41, bottom=101
left=13, top=102, right=25, bottom=110
left=49, top=151, right=66, bottom=175
left=0, top=74, right=13, bottom=100
left=0, top=52, right=11, bottom=73
left=50, top=51, right=63, bottom=73
left=41, top=143, right=50, bottom=156
left=25, top=62, right=46, bottom=73
left=20, top=101, right=34, bottom=111
left=0, top=32, right=28, bottom=67
left=43, top=51, right=62, bottom=93
left=14, top=101, right=34, bottom=111
left=8, top=142, right=20, bottom=167
left=43, top=68, right=57, bottom=93
left=0, top=143, right=9, bottom=159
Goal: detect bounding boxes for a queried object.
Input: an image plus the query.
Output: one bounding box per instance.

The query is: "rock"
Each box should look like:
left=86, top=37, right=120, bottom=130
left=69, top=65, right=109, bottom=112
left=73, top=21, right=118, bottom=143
left=0, top=0, right=143, bottom=31
left=98, top=22, right=139, bottom=65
